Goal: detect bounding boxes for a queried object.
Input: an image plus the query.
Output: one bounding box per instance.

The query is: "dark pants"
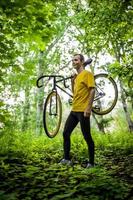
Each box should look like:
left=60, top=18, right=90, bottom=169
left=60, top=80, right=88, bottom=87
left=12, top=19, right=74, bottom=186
left=63, top=111, right=94, bottom=164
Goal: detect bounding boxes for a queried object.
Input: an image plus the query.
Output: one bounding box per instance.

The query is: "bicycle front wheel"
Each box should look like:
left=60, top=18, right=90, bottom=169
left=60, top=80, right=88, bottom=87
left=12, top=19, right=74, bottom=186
left=92, top=73, right=118, bottom=115
left=43, top=91, right=62, bottom=138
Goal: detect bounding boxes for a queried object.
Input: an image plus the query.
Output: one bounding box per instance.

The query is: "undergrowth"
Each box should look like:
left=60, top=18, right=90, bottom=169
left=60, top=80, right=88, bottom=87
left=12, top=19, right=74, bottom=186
left=0, top=130, right=133, bottom=200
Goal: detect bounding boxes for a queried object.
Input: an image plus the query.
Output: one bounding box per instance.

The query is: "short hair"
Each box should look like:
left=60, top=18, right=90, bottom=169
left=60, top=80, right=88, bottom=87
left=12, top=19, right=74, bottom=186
left=74, top=54, right=85, bottom=62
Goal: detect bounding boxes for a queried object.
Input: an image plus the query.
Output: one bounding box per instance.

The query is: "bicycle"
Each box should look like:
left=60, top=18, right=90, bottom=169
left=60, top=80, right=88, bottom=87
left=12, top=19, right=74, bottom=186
left=36, top=59, right=118, bottom=138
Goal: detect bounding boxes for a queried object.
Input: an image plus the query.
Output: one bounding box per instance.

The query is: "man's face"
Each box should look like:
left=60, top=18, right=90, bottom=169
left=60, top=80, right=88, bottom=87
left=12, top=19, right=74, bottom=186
left=72, top=55, right=82, bottom=69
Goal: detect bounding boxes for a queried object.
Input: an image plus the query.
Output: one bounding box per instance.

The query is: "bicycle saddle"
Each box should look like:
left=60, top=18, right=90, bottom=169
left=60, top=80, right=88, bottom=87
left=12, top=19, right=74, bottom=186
left=83, top=58, right=92, bottom=67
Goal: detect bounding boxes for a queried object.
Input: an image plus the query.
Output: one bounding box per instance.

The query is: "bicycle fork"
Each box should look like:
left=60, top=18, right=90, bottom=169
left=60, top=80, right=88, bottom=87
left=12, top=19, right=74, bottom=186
left=49, top=90, right=58, bottom=116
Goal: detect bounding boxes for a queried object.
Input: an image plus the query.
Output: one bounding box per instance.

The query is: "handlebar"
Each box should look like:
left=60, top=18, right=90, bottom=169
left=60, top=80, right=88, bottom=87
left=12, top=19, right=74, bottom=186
left=36, top=75, right=73, bottom=88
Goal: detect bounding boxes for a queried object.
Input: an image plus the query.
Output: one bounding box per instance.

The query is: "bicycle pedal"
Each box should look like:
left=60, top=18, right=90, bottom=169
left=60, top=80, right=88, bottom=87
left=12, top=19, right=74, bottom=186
left=93, top=106, right=100, bottom=111
left=68, top=98, right=73, bottom=105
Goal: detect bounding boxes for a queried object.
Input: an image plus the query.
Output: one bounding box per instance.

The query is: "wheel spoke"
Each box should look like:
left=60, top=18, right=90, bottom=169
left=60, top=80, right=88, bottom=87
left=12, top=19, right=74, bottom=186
left=93, top=74, right=118, bottom=115
left=43, top=91, right=62, bottom=137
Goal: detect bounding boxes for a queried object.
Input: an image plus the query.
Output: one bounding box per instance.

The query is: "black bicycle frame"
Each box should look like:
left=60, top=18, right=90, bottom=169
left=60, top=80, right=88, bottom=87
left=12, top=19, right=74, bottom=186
left=36, top=75, right=73, bottom=98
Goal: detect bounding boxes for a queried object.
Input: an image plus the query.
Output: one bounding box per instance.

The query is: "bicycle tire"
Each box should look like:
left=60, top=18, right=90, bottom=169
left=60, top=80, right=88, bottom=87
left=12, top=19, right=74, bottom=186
left=92, top=73, right=118, bottom=115
left=43, top=91, right=62, bottom=138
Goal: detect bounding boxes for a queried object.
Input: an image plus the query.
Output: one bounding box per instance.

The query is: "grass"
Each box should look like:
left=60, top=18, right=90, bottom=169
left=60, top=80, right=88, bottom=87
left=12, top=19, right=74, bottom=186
left=0, top=129, right=133, bottom=200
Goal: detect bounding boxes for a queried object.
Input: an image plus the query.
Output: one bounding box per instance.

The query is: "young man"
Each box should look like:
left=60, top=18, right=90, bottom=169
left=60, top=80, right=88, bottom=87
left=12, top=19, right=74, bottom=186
left=60, top=54, right=95, bottom=168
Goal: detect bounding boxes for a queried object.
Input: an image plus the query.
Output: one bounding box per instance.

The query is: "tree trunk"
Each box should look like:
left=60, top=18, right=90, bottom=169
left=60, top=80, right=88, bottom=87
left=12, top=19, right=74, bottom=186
left=92, top=113, right=105, bottom=133
left=91, top=53, right=105, bottom=133
left=36, top=90, right=43, bottom=135
left=36, top=51, right=44, bottom=135
left=21, top=84, right=30, bottom=132
left=119, top=80, right=133, bottom=132
left=114, top=43, right=133, bottom=132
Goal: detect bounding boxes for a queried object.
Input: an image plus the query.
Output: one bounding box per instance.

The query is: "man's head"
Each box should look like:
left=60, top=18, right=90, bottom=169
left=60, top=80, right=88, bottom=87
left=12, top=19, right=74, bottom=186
left=72, top=54, right=85, bottom=70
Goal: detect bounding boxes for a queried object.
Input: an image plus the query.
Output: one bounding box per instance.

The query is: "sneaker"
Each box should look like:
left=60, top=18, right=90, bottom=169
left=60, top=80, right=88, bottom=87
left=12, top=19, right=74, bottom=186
left=86, top=162, right=94, bottom=168
left=59, top=158, right=72, bottom=166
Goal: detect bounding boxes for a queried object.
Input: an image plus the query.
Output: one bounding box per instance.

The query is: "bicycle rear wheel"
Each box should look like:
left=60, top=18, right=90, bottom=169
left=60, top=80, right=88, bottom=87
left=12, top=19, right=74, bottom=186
left=43, top=91, right=62, bottom=138
left=92, top=73, right=118, bottom=115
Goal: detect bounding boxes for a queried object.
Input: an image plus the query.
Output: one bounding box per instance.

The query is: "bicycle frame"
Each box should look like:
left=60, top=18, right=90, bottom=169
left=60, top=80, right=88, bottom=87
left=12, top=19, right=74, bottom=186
left=37, top=75, right=73, bottom=98
left=36, top=74, right=107, bottom=104
left=37, top=73, right=118, bottom=118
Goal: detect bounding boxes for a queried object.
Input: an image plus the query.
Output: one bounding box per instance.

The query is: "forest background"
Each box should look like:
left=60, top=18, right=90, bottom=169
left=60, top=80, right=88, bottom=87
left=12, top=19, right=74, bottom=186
left=0, top=0, right=133, bottom=200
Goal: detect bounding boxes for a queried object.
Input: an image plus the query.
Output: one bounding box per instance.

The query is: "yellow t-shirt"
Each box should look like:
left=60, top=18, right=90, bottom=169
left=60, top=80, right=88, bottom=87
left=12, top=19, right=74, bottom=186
left=72, top=70, right=95, bottom=112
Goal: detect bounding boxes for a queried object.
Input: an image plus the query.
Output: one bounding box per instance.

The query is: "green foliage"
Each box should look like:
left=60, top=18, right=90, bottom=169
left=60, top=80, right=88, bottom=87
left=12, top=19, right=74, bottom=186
left=0, top=130, right=133, bottom=199
left=0, top=0, right=62, bottom=130
left=0, top=101, right=14, bottom=134
left=1, top=0, right=132, bottom=133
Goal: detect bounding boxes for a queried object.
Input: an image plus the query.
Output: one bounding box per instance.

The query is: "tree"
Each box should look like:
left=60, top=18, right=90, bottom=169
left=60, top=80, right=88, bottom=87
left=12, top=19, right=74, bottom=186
left=0, top=0, right=64, bottom=131
left=67, top=0, right=133, bottom=132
